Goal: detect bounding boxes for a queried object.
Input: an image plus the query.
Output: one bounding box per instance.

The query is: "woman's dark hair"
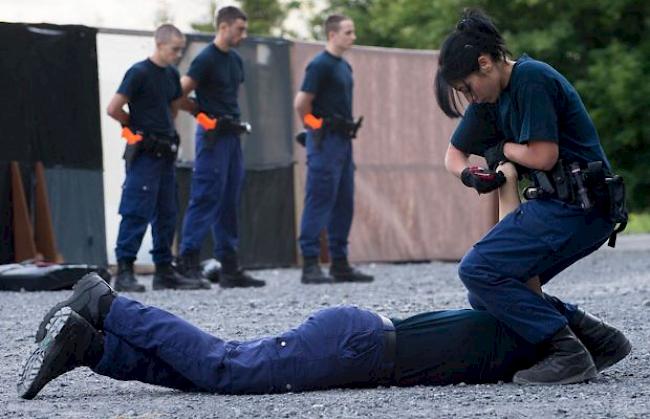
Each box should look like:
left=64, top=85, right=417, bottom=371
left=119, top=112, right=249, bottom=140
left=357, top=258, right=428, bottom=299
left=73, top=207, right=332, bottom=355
left=435, top=8, right=510, bottom=118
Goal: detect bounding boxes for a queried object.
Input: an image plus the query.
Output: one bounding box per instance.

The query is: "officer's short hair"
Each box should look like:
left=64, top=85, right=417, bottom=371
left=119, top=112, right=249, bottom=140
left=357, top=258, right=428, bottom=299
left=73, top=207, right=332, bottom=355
left=154, top=24, right=184, bottom=44
left=215, top=6, right=247, bottom=29
left=324, top=14, right=351, bottom=39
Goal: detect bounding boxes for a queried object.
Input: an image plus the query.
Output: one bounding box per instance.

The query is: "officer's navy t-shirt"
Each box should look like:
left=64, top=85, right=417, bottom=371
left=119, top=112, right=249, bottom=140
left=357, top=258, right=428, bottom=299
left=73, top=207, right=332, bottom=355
left=187, top=44, right=244, bottom=118
left=117, top=58, right=181, bottom=136
left=300, top=50, right=353, bottom=121
left=451, top=55, right=610, bottom=169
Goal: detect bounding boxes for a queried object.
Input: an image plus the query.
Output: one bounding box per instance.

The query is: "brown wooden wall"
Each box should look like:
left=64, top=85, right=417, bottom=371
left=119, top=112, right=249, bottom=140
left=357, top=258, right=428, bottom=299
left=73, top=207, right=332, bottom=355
left=290, top=42, right=497, bottom=262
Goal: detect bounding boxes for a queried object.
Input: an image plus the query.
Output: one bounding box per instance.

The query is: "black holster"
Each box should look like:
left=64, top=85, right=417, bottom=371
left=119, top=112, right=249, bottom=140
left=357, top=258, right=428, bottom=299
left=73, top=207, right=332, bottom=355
left=141, top=132, right=180, bottom=161
left=303, top=115, right=364, bottom=149
left=325, top=115, right=364, bottom=139
left=123, top=143, right=140, bottom=169
left=202, top=115, right=251, bottom=148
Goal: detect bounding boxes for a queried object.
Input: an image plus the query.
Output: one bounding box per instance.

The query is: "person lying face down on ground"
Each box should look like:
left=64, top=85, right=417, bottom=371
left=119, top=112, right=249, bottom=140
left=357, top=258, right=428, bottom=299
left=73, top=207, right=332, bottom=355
left=18, top=273, right=630, bottom=399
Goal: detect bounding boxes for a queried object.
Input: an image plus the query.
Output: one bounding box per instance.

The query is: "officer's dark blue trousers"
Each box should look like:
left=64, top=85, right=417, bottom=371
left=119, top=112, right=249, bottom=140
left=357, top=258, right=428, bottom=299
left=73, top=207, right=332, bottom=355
left=115, top=154, right=177, bottom=265
left=179, top=126, right=244, bottom=259
left=458, top=199, right=614, bottom=344
left=93, top=297, right=392, bottom=394
left=299, top=130, right=355, bottom=258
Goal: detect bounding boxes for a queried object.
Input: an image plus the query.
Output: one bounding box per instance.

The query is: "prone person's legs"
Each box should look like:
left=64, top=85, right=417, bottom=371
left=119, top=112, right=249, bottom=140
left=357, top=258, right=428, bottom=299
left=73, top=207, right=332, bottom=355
left=21, top=275, right=393, bottom=398
left=496, top=162, right=542, bottom=296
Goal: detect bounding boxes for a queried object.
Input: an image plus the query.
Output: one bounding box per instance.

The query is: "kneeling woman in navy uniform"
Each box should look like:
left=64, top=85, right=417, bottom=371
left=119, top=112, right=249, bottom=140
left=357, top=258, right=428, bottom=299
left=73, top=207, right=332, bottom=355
left=18, top=274, right=628, bottom=398
left=436, top=9, right=629, bottom=384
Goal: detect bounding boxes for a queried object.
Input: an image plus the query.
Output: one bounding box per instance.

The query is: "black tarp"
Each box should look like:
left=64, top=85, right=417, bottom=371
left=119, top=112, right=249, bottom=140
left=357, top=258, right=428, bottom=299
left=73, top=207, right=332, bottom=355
left=176, top=164, right=296, bottom=268
left=0, top=23, right=102, bottom=169
left=44, top=168, right=107, bottom=265
left=0, top=23, right=106, bottom=265
left=0, top=162, right=34, bottom=263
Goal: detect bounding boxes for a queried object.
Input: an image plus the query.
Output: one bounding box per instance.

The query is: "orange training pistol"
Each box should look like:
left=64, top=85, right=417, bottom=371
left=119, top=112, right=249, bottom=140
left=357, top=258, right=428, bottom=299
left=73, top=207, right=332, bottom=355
left=196, top=112, right=218, bottom=130
left=121, top=126, right=143, bottom=145
left=303, top=113, right=323, bottom=130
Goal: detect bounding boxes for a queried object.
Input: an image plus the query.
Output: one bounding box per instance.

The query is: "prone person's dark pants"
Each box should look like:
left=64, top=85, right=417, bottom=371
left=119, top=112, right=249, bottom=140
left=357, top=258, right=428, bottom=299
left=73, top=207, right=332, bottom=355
left=92, top=297, right=555, bottom=393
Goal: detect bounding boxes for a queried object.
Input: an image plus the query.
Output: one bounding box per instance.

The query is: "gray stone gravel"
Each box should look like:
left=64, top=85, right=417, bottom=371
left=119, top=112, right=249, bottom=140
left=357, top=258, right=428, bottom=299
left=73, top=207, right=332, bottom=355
left=2, top=235, right=649, bottom=418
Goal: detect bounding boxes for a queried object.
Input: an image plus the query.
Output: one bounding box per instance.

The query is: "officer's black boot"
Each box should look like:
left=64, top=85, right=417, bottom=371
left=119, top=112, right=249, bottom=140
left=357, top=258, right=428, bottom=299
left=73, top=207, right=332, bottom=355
left=153, top=263, right=210, bottom=290
left=18, top=307, right=105, bottom=399
left=513, top=326, right=597, bottom=385
left=570, top=308, right=632, bottom=372
left=329, top=257, right=374, bottom=283
left=175, top=251, right=203, bottom=280
left=219, top=253, right=265, bottom=288
left=301, top=256, right=334, bottom=284
left=34, top=273, right=116, bottom=343
left=113, top=259, right=145, bottom=293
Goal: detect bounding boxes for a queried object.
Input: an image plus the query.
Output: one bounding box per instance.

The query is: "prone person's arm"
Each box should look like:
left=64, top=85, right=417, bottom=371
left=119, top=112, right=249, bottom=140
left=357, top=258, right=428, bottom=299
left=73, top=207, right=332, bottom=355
left=494, top=161, right=543, bottom=296
left=496, top=162, right=520, bottom=221
left=106, top=93, right=130, bottom=126
left=176, top=76, right=199, bottom=115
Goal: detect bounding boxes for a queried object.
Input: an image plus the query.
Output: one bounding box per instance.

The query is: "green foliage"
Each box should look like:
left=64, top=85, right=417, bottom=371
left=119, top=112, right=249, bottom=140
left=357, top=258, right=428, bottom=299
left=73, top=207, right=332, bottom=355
left=625, top=213, right=650, bottom=235
left=323, top=0, right=650, bottom=210
left=190, top=0, right=300, bottom=36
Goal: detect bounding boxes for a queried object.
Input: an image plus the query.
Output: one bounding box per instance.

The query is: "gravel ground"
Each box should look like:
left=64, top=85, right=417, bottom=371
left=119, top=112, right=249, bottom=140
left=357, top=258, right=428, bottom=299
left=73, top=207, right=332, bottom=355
left=2, top=235, right=649, bottom=418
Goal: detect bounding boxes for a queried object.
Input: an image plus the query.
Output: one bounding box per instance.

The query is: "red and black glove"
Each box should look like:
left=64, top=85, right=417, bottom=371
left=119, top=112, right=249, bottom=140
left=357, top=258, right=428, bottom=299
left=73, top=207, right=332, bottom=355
left=461, top=166, right=506, bottom=194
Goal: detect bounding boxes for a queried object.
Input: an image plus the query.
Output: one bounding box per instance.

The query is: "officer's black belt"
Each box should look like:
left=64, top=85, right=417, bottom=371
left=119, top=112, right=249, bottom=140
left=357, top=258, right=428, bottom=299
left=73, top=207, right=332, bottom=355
left=323, top=115, right=363, bottom=139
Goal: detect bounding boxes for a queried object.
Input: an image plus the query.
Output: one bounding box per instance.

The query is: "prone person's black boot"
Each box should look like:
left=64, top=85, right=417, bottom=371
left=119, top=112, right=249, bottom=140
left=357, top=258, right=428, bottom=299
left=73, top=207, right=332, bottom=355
left=113, top=259, right=145, bottom=293
left=329, top=257, right=374, bottom=283
left=153, top=262, right=210, bottom=290
left=301, top=256, right=334, bottom=284
left=18, top=307, right=105, bottom=399
left=513, top=326, right=597, bottom=385
left=219, top=253, right=265, bottom=288
left=570, top=308, right=632, bottom=372
left=35, top=273, right=116, bottom=343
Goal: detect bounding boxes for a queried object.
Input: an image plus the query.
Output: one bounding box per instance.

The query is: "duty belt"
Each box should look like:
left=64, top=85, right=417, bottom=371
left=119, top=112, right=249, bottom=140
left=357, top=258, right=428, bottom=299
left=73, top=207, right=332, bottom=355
left=296, top=115, right=364, bottom=149
left=323, top=115, right=363, bottom=139
left=123, top=131, right=179, bottom=167
left=523, top=159, right=628, bottom=247
left=376, top=314, right=396, bottom=384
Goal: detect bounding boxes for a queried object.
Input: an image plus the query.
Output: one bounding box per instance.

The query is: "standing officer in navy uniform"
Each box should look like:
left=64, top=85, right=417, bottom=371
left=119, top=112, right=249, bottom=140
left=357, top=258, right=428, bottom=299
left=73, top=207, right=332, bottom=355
left=175, top=6, right=264, bottom=289
left=19, top=273, right=630, bottom=398
left=436, top=9, right=629, bottom=384
left=107, top=24, right=207, bottom=292
left=294, top=15, right=373, bottom=284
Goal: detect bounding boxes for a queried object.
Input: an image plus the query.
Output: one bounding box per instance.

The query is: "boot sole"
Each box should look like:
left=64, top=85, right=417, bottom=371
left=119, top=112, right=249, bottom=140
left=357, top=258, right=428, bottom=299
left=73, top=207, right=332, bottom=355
left=34, top=277, right=109, bottom=343
left=301, top=278, right=335, bottom=285
left=113, top=284, right=145, bottom=292
left=596, top=338, right=632, bottom=372
left=18, top=307, right=72, bottom=399
left=152, top=283, right=208, bottom=290
left=219, top=282, right=265, bottom=288
left=512, top=364, right=598, bottom=385
left=330, top=275, right=374, bottom=283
